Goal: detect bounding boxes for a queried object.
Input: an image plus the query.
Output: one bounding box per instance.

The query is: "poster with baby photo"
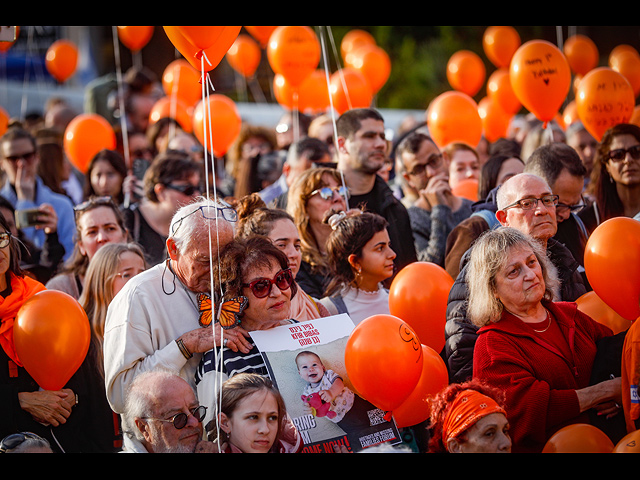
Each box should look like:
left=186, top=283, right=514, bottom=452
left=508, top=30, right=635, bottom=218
left=250, top=314, right=402, bottom=453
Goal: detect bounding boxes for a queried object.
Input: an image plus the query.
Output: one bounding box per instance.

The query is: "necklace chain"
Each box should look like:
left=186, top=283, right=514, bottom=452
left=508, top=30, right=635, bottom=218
left=532, top=308, right=552, bottom=333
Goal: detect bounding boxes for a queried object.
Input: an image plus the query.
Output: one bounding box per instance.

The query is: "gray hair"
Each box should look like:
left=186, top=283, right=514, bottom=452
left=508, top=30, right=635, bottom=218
left=466, top=227, right=560, bottom=327
left=495, top=173, right=551, bottom=211
left=168, top=196, right=236, bottom=253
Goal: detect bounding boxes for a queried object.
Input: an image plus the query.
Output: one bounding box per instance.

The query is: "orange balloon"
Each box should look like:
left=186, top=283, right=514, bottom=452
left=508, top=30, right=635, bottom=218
left=388, top=262, right=454, bottom=353
left=226, top=34, right=262, bottom=78
left=117, top=26, right=154, bottom=52
left=509, top=40, right=572, bottom=123
left=630, top=105, right=640, bottom=128
left=446, top=50, right=486, bottom=97
left=563, top=34, right=599, bottom=76
left=584, top=217, right=640, bottom=320
left=483, top=26, right=521, bottom=69
left=45, top=39, right=78, bottom=83
left=576, top=67, right=636, bottom=141
left=329, top=68, right=373, bottom=115
left=244, top=26, right=278, bottom=49
left=487, top=68, right=522, bottom=115
left=348, top=44, right=391, bottom=94
left=562, top=100, right=579, bottom=129
left=613, top=429, right=640, bottom=453
left=274, top=71, right=330, bottom=114
left=611, top=50, right=640, bottom=98
left=542, top=424, right=614, bottom=453
left=478, top=96, right=512, bottom=143
left=64, top=113, right=116, bottom=173
left=177, top=26, right=229, bottom=51
left=164, top=26, right=240, bottom=72
left=0, top=106, right=8, bottom=137
left=426, top=91, right=483, bottom=150
left=575, top=291, right=634, bottom=334
left=267, top=26, right=320, bottom=88
left=149, top=96, right=193, bottom=133
left=452, top=178, right=479, bottom=202
left=192, top=94, right=242, bottom=158
left=344, top=314, right=423, bottom=415
left=341, top=29, right=376, bottom=65
left=392, top=344, right=449, bottom=428
left=609, top=44, right=640, bottom=69
left=162, top=59, right=202, bottom=107
left=14, top=290, right=90, bottom=391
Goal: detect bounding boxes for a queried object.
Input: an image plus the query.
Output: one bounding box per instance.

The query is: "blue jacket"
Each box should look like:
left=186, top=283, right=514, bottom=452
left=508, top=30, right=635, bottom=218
left=1, top=177, right=76, bottom=261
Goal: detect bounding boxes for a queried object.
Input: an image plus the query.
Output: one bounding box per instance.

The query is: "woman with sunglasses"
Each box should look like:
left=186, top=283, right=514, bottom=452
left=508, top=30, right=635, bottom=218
left=235, top=193, right=330, bottom=322
left=318, top=209, right=396, bottom=326
left=121, top=151, right=202, bottom=267
left=46, top=196, right=128, bottom=299
left=579, top=123, right=640, bottom=234
left=286, top=167, right=348, bottom=298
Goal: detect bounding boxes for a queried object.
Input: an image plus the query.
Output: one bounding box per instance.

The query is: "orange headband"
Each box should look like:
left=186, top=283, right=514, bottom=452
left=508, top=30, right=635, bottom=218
left=441, top=389, right=506, bottom=444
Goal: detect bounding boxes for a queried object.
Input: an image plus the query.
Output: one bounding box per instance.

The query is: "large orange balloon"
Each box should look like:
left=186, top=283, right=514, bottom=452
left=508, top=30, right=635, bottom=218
left=542, top=424, right=614, bottom=453
left=341, top=29, right=376, bottom=66
left=45, top=39, right=78, bottom=83
left=613, top=429, right=640, bottom=453
left=483, top=26, right=521, bottom=69
left=226, top=34, right=261, bottom=78
left=611, top=50, right=640, bottom=98
left=192, top=94, right=241, bottom=158
left=563, top=34, right=599, bottom=76
left=446, top=50, right=486, bottom=97
left=576, top=67, right=636, bottom=141
left=478, top=96, right=512, bottom=143
left=149, top=96, right=193, bottom=133
left=164, top=26, right=241, bottom=72
left=487, top=68, right=522, bottom=116
left=510, top=40, right=572, bottom=123
left=162, top=59, right=202, bottom=108
left=575, top=291, right=634, bottom=335
left=426, top=91, right=483, bottom=150
left=244, top=26, right=278, bottom=49
left=609, top=45, right=640, bottom=70
left=64, top=114, right=116, bottom=173
left=388, top=262, right=454, bottom=353
left=344, top=314, right=423, bottom=415
left=267, top=26, right=320, bottom=88
left=329, top=68, right=373, bottom=115
left=14, top=290, right=90, bottom=391
left=117, top=26, right=154, bottom=52
left=347, top=44, right=391, bottom=95
left=584, top=217, right=640, bottom=321
left=274, top=71, right=330, bottom=114
left=392, top=344, right=449, bottom=428
left=452, top=178, right=479, bottom=202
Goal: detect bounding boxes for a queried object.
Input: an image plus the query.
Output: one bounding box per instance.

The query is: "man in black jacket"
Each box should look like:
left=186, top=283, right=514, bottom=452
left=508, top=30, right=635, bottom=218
left=335, top=108, right=417, bottom=276
left=444, top=172, right=587, bottom=383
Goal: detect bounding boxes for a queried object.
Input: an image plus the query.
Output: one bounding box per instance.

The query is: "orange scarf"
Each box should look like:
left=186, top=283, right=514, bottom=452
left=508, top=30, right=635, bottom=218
left=441, top=389, right=506, bottom=444
left=0, top=273, right=47, bottom=366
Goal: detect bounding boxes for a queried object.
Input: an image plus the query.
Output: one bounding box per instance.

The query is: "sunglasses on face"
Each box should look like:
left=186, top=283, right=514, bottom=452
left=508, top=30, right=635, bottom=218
left=606, top=144, right=640, bottom=162
left=243, top=268, right=293, bottom=299
left=164, top=183, right=201, bottom=196
left=142, top=405, right=207, bottom=430
left=310, top=186, right=349, bottom=201
left=3, top=151, right=36, bottom=163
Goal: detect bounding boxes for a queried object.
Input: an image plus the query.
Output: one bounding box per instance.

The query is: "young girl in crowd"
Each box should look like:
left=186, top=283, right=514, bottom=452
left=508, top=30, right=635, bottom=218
left=319, top=209, right=396, bottom=325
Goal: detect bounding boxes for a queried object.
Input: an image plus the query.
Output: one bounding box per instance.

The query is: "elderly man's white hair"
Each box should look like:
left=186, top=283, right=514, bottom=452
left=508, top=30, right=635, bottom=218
left=495, top=173, right=552, bottom=211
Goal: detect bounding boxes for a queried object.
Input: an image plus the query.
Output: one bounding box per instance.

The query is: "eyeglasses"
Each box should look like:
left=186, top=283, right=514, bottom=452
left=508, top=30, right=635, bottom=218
left=310, top=186, right=349, bottom=201
left=142, top=405, right=207, bottom=430
left=407, top=153, right=443, bottom=176
left=0, top=232, right=11, bottom=249
left=170, top=203, right=238, bottom=235
left=606, top=144, right=640, bottom=162
left=164, top=183, right=201, bottom=197
left=73, top=196, right=117, bottom=215
left=556, top=196, right=586, bottom=214
left=3, top=151, right=36, bottom=163
left=243, top=268, right=293, bottom=299
left=0, top=432, right=45, bottom=453
left=502, top=194, right=559, bottom=211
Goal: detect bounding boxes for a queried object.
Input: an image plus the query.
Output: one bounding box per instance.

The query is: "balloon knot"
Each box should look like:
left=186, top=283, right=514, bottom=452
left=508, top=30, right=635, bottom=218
left=195, top=50, right=204, bottom=60
left=383, top=411, right=393, bottom=422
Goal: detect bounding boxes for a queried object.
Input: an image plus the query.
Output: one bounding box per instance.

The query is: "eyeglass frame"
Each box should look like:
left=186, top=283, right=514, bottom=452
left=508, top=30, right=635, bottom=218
left=2, top=150, right=37, bottom=163
left=73, top=196, right=118, bottom=216
left=406, top=153, right=444, bottom=177
left=501, top=194, right=560, bottom=211
left=242, top=268, right=294, bottom=299
left=0, top=232, right=11, bottom=249
left=556, top=195, right=586, bottom=214
left=310, top=185, right=350, bottom=201
left=605, top=144, right=640, bottom=163
left=163, top=183, right=202, bottom=197
left=141, top=405, right=208, bottom=430
left=170, top=202, right=238, bottom=236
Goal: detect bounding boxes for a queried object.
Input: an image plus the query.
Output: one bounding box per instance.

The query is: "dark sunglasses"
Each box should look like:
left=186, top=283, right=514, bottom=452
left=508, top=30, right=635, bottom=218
left=142, top=405, right=207, bottom=430
left=0, top=432, right=46, bottom=453
left=243, top=268, right=293, bottom=299
left=606, top=144, right=640, bottom=162
left=310, top=186, right=349, bottom=201
left=164, top=183, right=201, bottom=196
left=3, top=151, right=36, bottom=163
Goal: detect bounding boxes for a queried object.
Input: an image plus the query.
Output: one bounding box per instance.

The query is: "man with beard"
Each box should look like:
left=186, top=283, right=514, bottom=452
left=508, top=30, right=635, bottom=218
left=336, top=108, right=417, bottom=274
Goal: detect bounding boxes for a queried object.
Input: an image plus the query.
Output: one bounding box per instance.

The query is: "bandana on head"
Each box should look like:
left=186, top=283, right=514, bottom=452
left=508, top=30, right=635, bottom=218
left=441, top=389, right=507, bottom=444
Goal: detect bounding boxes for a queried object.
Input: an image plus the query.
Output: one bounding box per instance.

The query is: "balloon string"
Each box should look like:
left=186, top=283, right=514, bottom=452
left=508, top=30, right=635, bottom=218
left=318, top=26, right=350, bottom=210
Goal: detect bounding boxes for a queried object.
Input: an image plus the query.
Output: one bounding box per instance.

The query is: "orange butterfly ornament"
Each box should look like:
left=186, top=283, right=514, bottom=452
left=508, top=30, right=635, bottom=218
left=197, top=293, right=248, bottom=329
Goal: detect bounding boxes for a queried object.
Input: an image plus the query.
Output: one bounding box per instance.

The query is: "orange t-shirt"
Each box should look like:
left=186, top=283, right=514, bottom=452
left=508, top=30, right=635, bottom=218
left=621, top=319, right=640, bottom=433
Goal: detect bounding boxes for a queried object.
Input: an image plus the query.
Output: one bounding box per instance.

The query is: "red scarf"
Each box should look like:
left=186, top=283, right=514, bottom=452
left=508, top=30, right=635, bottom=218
left=0, top=273, right=47, bottom=366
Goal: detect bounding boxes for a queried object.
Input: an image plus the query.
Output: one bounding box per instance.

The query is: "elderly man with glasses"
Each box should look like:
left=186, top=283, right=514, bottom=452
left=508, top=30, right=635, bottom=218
left=104, top=197, right=253, bottom=451
left=444, top=172, right=587, bottom=384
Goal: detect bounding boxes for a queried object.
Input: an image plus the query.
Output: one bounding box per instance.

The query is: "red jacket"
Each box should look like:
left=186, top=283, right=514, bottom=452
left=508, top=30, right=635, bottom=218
left=473, top=301, right=613, bottom=453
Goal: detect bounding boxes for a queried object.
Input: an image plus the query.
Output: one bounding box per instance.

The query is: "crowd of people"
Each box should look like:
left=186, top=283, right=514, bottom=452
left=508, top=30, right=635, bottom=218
left=1, top=61, right=640, bottom=454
